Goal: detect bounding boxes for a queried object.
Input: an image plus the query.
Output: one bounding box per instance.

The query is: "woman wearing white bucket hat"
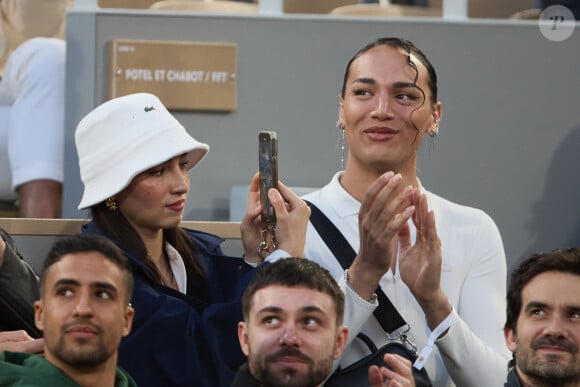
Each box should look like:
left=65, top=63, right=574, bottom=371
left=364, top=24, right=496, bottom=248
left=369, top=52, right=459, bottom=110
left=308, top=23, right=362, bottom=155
left=75, top=93, right=311, bottom=387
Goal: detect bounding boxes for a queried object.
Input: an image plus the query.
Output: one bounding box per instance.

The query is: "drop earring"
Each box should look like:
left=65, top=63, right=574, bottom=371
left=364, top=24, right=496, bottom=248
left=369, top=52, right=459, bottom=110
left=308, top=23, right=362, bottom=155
left=430, top=119, right=440, bottom=137
left=427, top=119, right=439, bottom=159
left=336, top=120, right=346, bottom=169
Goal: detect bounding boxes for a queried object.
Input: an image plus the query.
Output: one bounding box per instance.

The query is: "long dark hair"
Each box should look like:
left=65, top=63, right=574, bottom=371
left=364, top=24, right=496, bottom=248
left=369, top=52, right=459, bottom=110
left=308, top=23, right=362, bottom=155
left=91, top=202, right=208, bottom=299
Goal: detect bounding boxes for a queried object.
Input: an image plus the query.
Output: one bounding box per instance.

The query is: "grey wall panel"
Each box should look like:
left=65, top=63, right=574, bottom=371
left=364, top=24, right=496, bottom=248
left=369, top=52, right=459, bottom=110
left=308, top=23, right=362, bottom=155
left=64, top=10, right=580, bottom=271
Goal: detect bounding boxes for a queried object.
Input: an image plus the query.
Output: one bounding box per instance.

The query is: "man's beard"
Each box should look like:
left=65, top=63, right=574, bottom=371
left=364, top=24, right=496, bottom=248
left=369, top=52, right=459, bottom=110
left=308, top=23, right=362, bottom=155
left=251, top=347, right=333, bottom=387
left=516, top=335, right=580, bottom=385
left=51, top=324, right=113, bottom=370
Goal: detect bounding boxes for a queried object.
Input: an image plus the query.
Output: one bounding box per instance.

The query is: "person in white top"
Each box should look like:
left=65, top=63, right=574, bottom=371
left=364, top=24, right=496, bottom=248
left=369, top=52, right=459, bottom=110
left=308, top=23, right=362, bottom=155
left=302, top=37, right=511, bottom=386
left=0, top=0, right=67, bottom=217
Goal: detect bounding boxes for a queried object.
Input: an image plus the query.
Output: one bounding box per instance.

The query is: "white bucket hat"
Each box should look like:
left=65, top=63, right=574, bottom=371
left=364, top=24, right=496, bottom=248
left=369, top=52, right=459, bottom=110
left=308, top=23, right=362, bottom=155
left=76, top=93, right=209, bottom=210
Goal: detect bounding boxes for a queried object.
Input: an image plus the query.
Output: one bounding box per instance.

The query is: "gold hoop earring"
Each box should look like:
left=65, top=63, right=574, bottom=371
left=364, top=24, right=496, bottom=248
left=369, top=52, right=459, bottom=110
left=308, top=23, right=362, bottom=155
left=106, top=198, right=118, bottom=211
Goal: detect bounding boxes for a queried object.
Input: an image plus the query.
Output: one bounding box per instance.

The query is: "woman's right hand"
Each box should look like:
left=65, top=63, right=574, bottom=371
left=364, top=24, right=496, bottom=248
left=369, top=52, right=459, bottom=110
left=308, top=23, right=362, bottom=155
left=240, top=173, right=310, bottom=263
left=349, top=172, right=417, bottom=300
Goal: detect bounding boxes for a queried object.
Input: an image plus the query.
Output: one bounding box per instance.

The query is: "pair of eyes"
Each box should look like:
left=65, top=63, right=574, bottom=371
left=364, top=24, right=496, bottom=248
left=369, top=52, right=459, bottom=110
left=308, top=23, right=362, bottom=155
left=351, top=88, right=422, bottom=102
left=147, top=160, right=190, bottom=176
left=529, top=308, right=580, bottom=319
left=56, top=288, right=114, bottom=300
left=262, top=316, right=322, bottom=328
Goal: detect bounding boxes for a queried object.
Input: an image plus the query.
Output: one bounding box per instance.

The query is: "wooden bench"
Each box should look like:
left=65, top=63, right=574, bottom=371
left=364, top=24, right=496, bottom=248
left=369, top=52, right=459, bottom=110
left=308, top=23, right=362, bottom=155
left=0, top=218, right=242, bottom=239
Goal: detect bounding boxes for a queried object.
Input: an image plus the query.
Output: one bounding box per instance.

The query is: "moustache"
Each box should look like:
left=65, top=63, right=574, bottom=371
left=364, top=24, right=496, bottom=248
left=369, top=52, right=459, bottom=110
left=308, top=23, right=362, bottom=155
left=532, top=336, right=578, bottom=354
left=62, top=320, right=102, bottom=335
left=266, top=347, right=312, bottom=364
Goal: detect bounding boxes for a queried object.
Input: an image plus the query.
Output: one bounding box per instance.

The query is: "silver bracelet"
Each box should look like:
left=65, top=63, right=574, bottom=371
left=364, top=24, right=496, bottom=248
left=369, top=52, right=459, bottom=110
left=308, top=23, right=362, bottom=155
left=344, top=269, right=378, bottom=304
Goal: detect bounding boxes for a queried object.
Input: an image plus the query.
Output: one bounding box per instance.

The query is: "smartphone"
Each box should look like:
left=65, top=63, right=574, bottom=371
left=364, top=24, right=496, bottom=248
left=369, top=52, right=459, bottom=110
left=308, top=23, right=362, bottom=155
left=259, top=130, right=278, bottom=224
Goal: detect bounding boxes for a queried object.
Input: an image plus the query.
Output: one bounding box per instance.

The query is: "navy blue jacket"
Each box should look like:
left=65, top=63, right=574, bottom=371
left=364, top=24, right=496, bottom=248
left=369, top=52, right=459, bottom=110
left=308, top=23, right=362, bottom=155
left=83, top=222, right=256, bottom=387
left=230, top=363, right=260, bottom=386
left=504, top=369, right=522, bottom=387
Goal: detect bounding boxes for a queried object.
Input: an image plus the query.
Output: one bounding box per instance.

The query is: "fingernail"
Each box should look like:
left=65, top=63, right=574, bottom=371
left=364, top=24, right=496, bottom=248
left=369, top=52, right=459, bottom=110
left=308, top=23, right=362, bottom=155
left=268, top=189, right=280, bottom=201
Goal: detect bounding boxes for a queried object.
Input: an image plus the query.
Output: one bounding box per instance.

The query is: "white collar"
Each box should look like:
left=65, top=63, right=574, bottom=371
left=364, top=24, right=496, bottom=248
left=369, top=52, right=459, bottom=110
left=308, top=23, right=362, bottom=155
left=166, top=242, right=187, bottom=294
left=326, top=171, right=431, bottom=217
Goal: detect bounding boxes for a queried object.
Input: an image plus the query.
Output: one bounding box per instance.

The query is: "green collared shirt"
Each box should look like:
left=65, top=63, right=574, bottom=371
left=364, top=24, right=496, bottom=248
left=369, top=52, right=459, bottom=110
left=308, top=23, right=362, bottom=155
left=0, top=351, right=137, bottom=387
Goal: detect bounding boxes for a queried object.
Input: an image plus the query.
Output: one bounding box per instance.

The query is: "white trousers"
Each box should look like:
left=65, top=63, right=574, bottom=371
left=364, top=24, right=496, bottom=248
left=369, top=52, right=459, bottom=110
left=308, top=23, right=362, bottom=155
left=0, top=37, right=66, bottom=200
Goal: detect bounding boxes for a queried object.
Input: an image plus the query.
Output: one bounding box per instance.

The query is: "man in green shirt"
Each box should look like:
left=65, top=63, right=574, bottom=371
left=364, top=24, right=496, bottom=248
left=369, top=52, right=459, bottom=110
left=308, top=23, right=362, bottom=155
left=0, top=234, right=137, bottom=387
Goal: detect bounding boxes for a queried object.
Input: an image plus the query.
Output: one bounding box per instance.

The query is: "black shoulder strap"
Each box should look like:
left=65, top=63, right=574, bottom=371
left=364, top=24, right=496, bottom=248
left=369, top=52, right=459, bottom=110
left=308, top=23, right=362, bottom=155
left=304, top=200, right=407, bottom=335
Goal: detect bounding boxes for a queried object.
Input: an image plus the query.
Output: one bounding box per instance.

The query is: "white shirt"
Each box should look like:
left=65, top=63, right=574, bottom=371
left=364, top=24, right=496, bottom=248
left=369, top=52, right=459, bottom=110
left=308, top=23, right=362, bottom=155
left=166, top=243, right=187, bottom=294
left=303, top=172, right=511, bottom=387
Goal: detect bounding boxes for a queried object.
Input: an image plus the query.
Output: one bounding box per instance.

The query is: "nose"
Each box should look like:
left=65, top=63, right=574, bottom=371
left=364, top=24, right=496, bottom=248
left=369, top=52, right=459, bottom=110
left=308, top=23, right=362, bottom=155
left=73, top=292, right=94, bottom=318
left=169, top=165, right=189, bottom=194
left=543, top=315, right=569, bottom=338
left=279, top=324, right=300, bottom=347
left=370, top=93, right=392, bottom=120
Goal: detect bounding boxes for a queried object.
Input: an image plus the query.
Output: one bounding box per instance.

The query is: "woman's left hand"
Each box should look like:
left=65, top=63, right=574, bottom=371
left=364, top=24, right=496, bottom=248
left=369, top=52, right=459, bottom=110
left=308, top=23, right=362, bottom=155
left=269, top=180, right=311, bottom=258
left=398, top=190, right=451, bottom=329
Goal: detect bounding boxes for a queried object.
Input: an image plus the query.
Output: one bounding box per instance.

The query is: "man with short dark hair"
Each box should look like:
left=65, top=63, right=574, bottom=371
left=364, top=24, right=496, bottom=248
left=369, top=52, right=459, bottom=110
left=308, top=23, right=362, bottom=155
left=234, top=258, right=415, bottom=387
left=0, top=234, right=137, bottom=387
left=504, top=248, right=580, bottom=387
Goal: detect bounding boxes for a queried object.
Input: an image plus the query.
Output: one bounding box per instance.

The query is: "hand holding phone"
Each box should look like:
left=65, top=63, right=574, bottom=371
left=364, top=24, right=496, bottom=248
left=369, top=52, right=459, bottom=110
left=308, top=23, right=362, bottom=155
left=259, top=130, right=278, bottom=224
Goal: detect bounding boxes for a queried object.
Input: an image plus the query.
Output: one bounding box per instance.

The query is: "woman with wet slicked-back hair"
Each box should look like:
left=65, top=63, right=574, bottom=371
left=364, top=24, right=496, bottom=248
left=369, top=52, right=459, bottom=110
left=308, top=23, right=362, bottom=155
left=302, top=38, right=511, bottom=386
